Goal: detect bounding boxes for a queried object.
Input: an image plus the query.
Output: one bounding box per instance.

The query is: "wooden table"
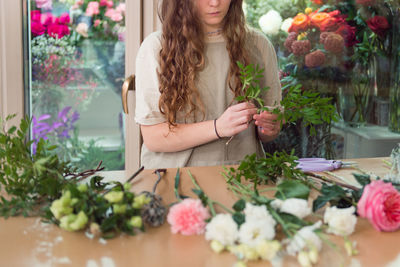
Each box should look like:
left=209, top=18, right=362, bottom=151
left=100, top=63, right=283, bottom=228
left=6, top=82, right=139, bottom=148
left=0, top=158, right=399, bottom=267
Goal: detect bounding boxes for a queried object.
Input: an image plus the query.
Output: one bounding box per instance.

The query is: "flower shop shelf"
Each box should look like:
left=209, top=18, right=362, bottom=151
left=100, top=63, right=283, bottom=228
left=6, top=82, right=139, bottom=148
left=332, top=123, right=400, bottom=159
left=0, top=158, right=399, bottom=267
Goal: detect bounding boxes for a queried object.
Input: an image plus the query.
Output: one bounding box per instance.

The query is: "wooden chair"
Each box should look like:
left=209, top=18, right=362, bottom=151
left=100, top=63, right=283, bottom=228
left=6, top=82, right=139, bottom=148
left=121, top=74, right=142, bottom=170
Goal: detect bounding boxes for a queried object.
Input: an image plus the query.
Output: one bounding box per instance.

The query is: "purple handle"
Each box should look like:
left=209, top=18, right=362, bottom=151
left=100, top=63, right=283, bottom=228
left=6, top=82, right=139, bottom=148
left=297, top=162, right=336, bottom=172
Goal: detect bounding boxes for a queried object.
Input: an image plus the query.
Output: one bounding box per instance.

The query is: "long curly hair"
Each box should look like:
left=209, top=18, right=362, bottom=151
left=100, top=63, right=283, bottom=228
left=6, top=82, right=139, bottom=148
left=158, top=0, right=249, bottom=126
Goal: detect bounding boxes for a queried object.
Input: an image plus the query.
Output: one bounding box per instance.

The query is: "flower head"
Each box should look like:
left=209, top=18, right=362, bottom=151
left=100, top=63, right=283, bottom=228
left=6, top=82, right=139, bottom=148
left=289, top=13, right=310, bottom=33
left=367, top=16, right=390, bottom=38
left=286, top=221, right=322, bottom=256
left=258, top=10, right=282, bottom=36
left=284, top=32, right=298, bottom=53
left=305, top=50, right=326, bottom=68
left=281, top=18, right=294, bottom=33
left=357, top=180, right=400, bottom=231
left=238, top=220, right=276, bottom=247
left=205, top=213, right=239, bottom=246
left=291, top=40, right=312, bottom=56
left=279, top=198, right=312, bottom=219
left=167, top=198, right=210, bottom=235
left=324, top=206, right=357, bottom=236
left=323, top=33, right=344, bottom=54
left=243, top=203, right=276, bottom=226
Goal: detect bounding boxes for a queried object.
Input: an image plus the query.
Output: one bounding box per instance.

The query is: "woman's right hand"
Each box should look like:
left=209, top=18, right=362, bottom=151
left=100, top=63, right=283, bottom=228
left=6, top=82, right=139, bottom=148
left=215, top=102, right=258, bottom=138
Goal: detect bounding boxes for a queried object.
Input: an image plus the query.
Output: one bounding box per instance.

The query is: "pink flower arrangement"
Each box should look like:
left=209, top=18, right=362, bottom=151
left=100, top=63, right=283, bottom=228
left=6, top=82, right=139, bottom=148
left=35, top=0, right=52, bottom=10
left=167, top=198, right=210, bottom=235
left=357, top=180, right=400, bottom=232
left=30, top=10, right=70, bottom=39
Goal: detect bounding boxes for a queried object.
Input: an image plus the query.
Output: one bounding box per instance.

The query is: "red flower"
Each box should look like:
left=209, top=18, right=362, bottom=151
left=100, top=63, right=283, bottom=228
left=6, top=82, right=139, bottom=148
left=31, top=21, right=46, bottom=36
left=58, top=13, right=71, bottom=25
left=367, top=16, right=390, bottom=38
left=47, top=24, right=70, bottom=39
left=311, top=0, right=324, bottom=4
left=335, top=24, right=357, bottom=47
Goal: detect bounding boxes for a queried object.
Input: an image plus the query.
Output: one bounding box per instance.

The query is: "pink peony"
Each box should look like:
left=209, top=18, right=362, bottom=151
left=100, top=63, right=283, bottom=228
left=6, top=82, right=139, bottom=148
left=357, top=180, right=400, bottom=232
left=35, top=0, right=52, bottom=10
left=105, top=8, right=123, bottom=22
left=100, top=0, right=109, bottom=6
left=86, top=1, right=100, bottom=17
left=94, top=19, right=101, bottom=27
left=167, top=198, right=210, bottom=235
left=47, top=23, right=70, bottom=38
left=31, top=21, right=46, bottom=36
left=58, top=13, right=70, bottom=25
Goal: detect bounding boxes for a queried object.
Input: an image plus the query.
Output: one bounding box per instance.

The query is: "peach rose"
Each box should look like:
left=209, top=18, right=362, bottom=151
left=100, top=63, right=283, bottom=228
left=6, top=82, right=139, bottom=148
left=289, top=13, right=310, bottom=33
left=357, top=180, right=400, bottom=232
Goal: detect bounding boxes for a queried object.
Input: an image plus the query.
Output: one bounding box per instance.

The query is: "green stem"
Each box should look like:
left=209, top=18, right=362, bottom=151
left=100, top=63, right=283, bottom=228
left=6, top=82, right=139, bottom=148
left=212, top=200, right=234, bottom=214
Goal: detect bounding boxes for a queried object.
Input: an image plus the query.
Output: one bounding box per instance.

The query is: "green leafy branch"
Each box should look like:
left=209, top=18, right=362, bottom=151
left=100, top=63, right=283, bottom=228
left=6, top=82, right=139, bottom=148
left=222, top=150, right=307, bottom=194
left=235, top=62, right=339, bottom=135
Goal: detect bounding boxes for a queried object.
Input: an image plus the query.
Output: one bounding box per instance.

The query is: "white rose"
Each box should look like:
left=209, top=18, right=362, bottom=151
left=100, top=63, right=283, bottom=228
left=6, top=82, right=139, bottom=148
left=270, top=199, right=283, bottom=210
left=286, top=221, right=322, bottom=256
left=244, top=203, right=276, bottom=227
left=324, top=206, right=357, bottom=236
left=76, top=22, right=89, bottom=38
left=205, top=214, right=238, bottom=246
left=238, top=219, right=276, bottom=247
left=258, top=10, right=283, bottom=35
left=281, top=18, right=294, bottom=33
left=279, top=198, right=312, bottom=219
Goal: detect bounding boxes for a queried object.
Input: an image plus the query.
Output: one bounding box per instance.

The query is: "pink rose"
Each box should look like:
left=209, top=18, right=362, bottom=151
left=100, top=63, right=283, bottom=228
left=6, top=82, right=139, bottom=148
left=35, top=0, right=52, bottom=10
left=105, top=8, right=123, bottom=22
left=31, top=21, right=46, bottom=36
left=31, top=10, right=42, bottom=22
left=167, top=198, right=210, bottom=235
left=100, top=0, right=108, bottom=6
left=357, top=180, right=400, bottom=232
left=58, top=13, right=70, bottom=25
left=47, top=23, right=70, bottom=38
left=107, top=0, right=114, bottom=8
left=85, top=1, right=100, bottom=17
left=94, top=19, right=101, bottom=27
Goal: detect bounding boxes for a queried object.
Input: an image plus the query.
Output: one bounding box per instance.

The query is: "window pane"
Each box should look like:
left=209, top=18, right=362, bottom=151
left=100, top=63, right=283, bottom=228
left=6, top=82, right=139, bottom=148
left=27, top=0, right=126, bottom=170
left=244, top=0, right=400, bottom=159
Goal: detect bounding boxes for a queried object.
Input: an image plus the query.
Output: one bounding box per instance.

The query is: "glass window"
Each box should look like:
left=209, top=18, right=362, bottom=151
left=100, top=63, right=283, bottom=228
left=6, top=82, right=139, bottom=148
left=27, top=0, right=126, bottom=170
left=244, top=0, right=400, bottom=159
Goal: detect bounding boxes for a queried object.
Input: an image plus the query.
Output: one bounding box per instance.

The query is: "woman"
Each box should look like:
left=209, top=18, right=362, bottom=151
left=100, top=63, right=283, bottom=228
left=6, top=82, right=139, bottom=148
left=135, top=0, right=282, bottom=169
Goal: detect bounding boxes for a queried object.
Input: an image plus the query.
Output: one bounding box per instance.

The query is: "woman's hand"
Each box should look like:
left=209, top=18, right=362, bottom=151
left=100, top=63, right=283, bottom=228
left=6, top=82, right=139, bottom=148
left=253, top=110, right=281, bottom=142
left=215, top=102, right=258, bottom=138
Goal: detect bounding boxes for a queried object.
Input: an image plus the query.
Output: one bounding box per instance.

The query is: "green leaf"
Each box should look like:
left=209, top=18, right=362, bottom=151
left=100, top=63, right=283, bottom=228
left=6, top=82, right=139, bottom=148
left=353, top=173, right=371, bottom=187
left=232, top=212, right=245, bottom=227
left=275, top=180, right=310, bottom=200
left=232, top=199, right=246, bottom=212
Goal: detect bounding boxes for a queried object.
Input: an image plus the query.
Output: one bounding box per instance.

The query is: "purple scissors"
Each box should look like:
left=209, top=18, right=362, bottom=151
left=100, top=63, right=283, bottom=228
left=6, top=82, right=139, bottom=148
left=295, top=158, right=344, bottom=172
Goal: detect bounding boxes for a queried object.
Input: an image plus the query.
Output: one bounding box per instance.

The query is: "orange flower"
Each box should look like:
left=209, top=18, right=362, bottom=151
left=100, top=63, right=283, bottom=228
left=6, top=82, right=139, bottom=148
left=311, top=0, right=324, bottom=4
left=309, top=12, right=333, bottom=29
left=289, top=13, right=310, bottom=33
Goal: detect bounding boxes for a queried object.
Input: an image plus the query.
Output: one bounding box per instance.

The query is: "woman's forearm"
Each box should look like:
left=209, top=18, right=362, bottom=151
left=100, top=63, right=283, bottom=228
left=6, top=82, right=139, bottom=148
left=140, top=120, right=219, bottom=152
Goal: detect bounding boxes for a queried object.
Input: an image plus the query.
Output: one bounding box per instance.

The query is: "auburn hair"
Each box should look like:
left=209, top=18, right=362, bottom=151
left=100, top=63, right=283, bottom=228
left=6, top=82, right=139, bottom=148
left=158, top=0, right=249, bottom=126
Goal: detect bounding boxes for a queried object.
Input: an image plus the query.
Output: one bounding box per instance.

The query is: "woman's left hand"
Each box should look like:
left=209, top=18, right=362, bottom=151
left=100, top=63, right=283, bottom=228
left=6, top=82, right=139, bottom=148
left=253, top=111, right=281, bottom=140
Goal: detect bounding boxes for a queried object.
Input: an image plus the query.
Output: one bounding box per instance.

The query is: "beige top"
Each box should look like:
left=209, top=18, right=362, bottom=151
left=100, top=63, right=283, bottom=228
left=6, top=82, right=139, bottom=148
left=135, top=29, right=282, bottom=169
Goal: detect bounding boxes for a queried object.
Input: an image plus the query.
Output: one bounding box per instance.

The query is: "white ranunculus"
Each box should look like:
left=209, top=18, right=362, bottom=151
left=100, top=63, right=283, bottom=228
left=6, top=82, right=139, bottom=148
left=238, top=219, right=276, bottom=247
left=258, top=10, right=283, bottom=36
left=205, top=214, right=238, bottom=246
left=244, top=203, right=276, bottom=227
left=279, top=198, right=312, bottom=219
left=286, top=221, right=322, bottom=256
left=324, top=206, right=357, bottom=236
left=281, top=18, right=294, bottom=33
